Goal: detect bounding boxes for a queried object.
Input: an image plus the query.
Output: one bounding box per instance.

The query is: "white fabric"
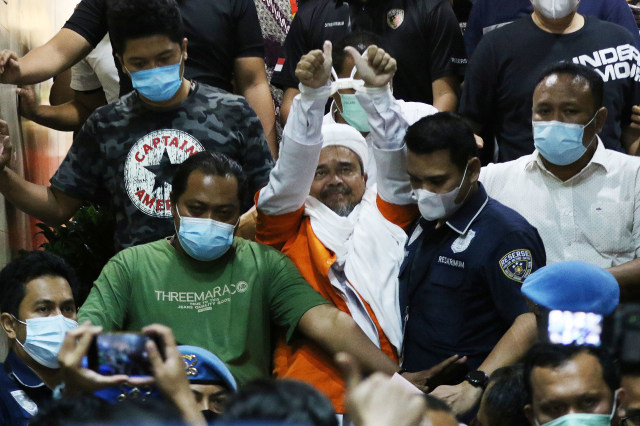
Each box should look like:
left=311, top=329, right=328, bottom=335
left=70, top=35, right=120, bottom=103
left=323, top=97, right=438, bottom=187
left=305, top=188, right=406, bottom=349
left=259, top=84, right=407, bottom=349
left=480, top=138, right=640, bottom=267
left=321, top=123, right=369, bottom=172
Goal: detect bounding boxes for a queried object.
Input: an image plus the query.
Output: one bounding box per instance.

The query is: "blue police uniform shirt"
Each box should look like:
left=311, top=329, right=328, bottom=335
left=399, top=183, right=546, bottom=377
left=0, top=351, right=51, bottom=425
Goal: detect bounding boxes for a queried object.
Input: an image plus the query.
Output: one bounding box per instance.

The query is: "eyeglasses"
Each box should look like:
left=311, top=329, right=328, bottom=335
left=622, top=409, right=640, bottom=426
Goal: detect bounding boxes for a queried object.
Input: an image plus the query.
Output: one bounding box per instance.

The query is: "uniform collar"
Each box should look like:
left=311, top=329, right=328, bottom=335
left=5, top=351, right=46, bottom=389
left=444, top=183, right=489, bottom=235
left=527, top=136, right=609, bottom=174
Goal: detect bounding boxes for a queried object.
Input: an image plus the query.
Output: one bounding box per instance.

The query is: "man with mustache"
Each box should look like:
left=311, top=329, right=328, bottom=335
left=255, top=41, right=456, bottom=415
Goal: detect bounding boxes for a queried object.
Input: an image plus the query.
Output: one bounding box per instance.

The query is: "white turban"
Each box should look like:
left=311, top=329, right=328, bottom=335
left=320, top=123, right=369, bottom=172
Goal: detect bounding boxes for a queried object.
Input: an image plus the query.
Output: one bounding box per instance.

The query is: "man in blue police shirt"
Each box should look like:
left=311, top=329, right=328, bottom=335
left=397, top=113, right=546, bottom=386
left=0, top=252, right=79, bottom=425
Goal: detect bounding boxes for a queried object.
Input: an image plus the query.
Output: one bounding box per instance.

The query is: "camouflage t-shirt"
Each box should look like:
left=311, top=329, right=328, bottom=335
left=50, top=82, right=273, bottom=250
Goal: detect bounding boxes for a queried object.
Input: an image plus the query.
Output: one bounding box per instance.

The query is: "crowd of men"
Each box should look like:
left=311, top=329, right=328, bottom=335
left=0, top=0, right=640, bottom=424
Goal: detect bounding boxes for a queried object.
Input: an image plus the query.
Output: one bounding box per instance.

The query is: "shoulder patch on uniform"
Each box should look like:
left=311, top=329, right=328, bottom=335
left=451, top=229, right=476, bottom=253
left=10, top=390, right=38, bottom=416
left=387, top=9, right=404, bottom=29
left=499, top=249, right=533, bottom=283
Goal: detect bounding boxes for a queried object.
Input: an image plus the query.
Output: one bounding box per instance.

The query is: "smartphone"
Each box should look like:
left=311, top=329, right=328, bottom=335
left=545, top=310, right=603, bottom=347
left=88, top=332, right=163, bottom=377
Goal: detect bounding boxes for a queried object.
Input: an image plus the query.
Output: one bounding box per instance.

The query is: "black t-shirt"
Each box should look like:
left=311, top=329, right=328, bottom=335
left=63, top=0, right=264, bottom=94
left=460, top=15, right=640, bottom=162
left=271, top=0, right=467, bottom=104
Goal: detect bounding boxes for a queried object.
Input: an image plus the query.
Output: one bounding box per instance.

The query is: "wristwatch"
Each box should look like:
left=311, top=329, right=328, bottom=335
left=465, top=370, right=489, bottom=389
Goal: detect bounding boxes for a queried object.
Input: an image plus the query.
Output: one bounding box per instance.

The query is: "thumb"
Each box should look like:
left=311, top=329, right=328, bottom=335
left=322, top=40, right=333, bottom=61
left=344, top=46, right=367, bottom=72
left=335, top=352, right=362, bottom=391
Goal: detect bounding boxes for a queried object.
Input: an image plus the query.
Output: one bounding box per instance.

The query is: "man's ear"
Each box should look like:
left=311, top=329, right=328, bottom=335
left=468, top=157, right=482, bottom=184
left=182, top=37, right=188, bottom=61
left=524, top=403, right=535, bottom=426
left=594, top=107, right=608, bottom=134
left=615, top=388, right=627, bottom=418
left=1, top=312, right=17, bottom=339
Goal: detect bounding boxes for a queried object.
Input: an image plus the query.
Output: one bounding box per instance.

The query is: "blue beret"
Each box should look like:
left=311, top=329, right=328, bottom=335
left=521, top=260, right=619, bottom=315
left=178, top=345, right=237, bottom=391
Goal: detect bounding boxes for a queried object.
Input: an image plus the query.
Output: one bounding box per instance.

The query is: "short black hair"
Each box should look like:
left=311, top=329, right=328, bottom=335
left=405, top=112, right=478, bottom=172
left=523, top=343, right=620, bottom=403
left=170, top=152, right=248, bottom=207
left=107, top=0, right=184, bottom=56
left=534, top=61, right=604, bottom=113
left=0, top=251, right=77, bottom=317
left=220, top=378, right=337, bottom=426
left=332, top=31, right=383, bottom=77
left=481, top=365, right=529, bottom=426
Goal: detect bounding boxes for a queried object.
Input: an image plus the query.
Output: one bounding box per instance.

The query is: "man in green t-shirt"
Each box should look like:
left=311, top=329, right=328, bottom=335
left=79, top=152, right=423, bottom=387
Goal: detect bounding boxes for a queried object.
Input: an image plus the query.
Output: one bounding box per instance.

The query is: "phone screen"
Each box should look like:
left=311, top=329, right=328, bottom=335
left=547, top=310, right=603, bottom=347
left=89, top=333, right=154, bottom=376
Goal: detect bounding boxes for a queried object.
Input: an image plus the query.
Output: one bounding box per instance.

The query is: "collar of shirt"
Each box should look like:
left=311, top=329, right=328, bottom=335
left=5, top=351, right=45, bottom=389
left=527, top=136, right=609, bottom=179
left=444, top=182, right=489, bottom=235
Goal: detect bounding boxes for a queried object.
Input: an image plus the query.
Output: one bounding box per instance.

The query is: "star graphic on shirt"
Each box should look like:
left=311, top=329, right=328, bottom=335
left=144, top=148, right=180, bottom=192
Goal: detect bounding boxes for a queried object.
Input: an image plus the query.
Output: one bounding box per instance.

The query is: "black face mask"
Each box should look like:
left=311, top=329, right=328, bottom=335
left=202, top=410, right=219, bottom=424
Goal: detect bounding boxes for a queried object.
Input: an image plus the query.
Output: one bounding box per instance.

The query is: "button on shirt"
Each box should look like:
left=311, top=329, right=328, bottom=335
left=480, top=139, right=640, bottom=268
left=400, top=184, right=546, bottom=374
left=0, top=351, right=50, bottom=426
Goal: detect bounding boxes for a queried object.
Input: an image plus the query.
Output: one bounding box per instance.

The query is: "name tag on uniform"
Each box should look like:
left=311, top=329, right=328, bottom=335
left=437, top=256, right=465, bottom=269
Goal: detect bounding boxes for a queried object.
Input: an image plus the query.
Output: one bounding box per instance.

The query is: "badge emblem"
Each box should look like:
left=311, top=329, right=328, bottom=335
left=451, top=229, right=476, bottom=253
left=10, top=390, right=38, bottom=416
left=387, top=9, right=404, bottom=29
left=182, top=354, right=199, bottom=376
left=499, top=249, right=533, bottom=283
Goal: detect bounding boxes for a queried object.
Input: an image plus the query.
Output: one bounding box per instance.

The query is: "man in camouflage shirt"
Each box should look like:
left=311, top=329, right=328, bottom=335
left=0, top=0, right=273, bottom=250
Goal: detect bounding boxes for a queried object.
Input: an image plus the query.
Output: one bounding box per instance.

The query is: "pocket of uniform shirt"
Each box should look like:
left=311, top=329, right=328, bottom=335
left=428, top=263, right=467, bottom=290
left=588, top=202, right=634, bottom=254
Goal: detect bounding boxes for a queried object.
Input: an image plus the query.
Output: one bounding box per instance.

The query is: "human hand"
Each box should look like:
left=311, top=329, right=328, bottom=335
left=17, top=85, right=40, bottom=120
left=430, top=380, right=483, bottom=418
left=344, top=45, right=396, bottom=88
left=401, top=354, right=467, bottom=392
left=631, top=105, right=640, bottom=129
left=143, top=324, right=206, bottom=426
left=58, top=322, right=134, bottom=395
left=0, top=50, right=21, bottom=84
left=0, top=118, right=13, bottom=171
left=295, top=41, right=332, bottom=89
left=336, top=352, right=426, bottom=426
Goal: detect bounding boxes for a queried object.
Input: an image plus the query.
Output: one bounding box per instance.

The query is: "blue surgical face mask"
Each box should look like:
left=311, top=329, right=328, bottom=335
left=175, top=206, right=235, bottom=261
left=534, top=390, right=618, bottom=426
left=532, top=113, right=597, bottom=166
left=337, top=93, right=371, bottom=133
left=14, top=314, right=78, bottom=368
left=128, top=58, right=183, bottom=102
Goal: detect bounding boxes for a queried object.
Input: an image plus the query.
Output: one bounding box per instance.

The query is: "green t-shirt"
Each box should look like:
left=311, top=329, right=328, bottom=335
left=78, top=238, right=328, bottom=385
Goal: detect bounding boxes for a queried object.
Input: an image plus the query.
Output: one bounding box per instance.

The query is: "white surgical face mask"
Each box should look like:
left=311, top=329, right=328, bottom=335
left=14, top=314, right=78, bottom=368
left=411, top=163, right=470, bottom=221
left=532, top=0, right=580, bottom=19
